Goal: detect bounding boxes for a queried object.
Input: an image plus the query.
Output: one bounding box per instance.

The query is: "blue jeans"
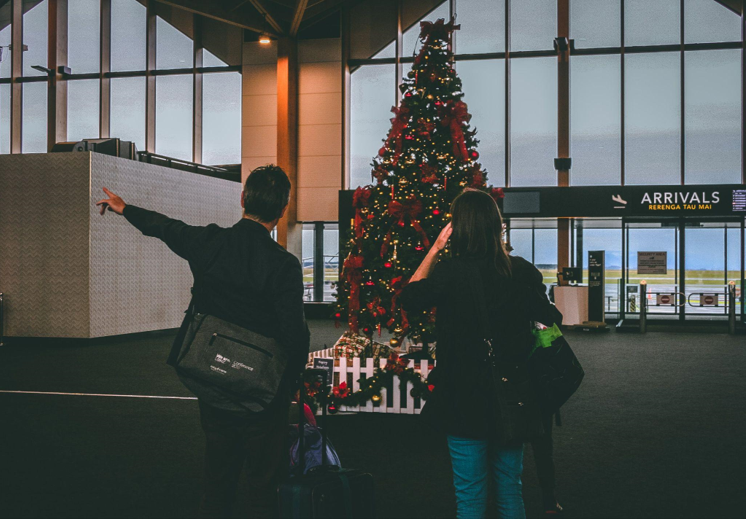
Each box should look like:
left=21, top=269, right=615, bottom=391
left=447, top=436, right=526, bottom=519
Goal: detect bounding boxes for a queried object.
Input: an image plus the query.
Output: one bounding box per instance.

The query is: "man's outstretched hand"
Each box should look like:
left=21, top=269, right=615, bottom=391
left=96, top=187, right=126, bottom=215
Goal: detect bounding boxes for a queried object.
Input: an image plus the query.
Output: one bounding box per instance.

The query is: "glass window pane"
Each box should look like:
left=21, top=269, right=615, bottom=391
left=0, top=84, right=9, bottom=153
left=23, top=0, right=48, bottom=77
left=535, top=227, right=558, bottom=288
left=571, top=0, right=621, bottom=49
left=323, top=224, right=339, bottom=302
left=111, top=0, right=146, bottom=72
left=350, top=64, right=395, bottom=188
left=203, top=71, right=241, bottom=165
left=508, top=228, right=532, bottom=261
left=0, top=2, right=11, bottom=78
left=685, top=0, right=741, bottom=44
left=624, top=0, right=680, bottom=47
left=68, top=0, right=100, bottom=74
left=624, top=52, right=680, bottom=185
left=510, top=0, right=555, bottom=52
left=111, top=76, right=145, bottom=150
left=457, top=59, right=505, bottom=186
left=156, top=75, right=193, bottom=161
left=67, top=79, right=99, bottom=141
left=726, top=227, right=742, bottom=281
left=350, top=0, right=397, bottom=59
left=571, top=55, right=621, bottom=185
left=454, top=0, right=504, bottom=54
left=22, top=82, right=47, bottom=153
left=203, top=49, right=227, bottom=67
left=156, top=16, right=193, bottom=70
left=302, top=226, right=314, bottom=302
left=510, top=57, right=557, bottom=186
left=685, top=49, right=741, bottom=185
left=402, top=1, right=450, bottom=58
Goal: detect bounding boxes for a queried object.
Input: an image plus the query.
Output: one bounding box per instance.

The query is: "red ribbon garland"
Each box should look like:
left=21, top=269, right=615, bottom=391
left=385, top=105, right=410, bottom=165
left=440, top=100, right=471, bottom=161
left=387, top=276, right=410, bottom=333
left=342, top=254, right=365, bottom=332
left=352, top=187, right=372, bottom=238
left=380, top=198, right=431, bottom=257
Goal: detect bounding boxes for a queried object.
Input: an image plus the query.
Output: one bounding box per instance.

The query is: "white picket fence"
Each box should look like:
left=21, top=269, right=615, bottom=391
left=308, top=351, right=435, bottom=415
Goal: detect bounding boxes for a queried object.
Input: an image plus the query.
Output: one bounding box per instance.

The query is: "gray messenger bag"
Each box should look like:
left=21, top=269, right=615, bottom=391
left=167, top=294, right=288, bottom=413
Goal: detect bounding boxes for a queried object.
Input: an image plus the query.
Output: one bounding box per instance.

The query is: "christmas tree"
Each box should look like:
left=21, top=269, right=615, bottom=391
left=336, top=18, right=503, bottom=349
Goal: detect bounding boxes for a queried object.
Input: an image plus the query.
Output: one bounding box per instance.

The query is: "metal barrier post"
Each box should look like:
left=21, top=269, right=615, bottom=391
left=0, top=292, right=4, bottom=346
left=728, top=281, right=736, bottom=335
left=639, top=281, right=647, bottom=334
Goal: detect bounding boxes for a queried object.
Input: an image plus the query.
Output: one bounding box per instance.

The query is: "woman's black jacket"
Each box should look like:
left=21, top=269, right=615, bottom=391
left=399, top=254, right=562, bottom=440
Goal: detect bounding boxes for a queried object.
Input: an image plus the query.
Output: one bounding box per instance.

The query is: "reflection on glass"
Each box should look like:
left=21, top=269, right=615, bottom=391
left=111, top=77, right=146, bottom=150
left=571, top=0, right=620, bottom=48
left=156, top=16, right=193, bottom=70
left=685, top=0, right=741, bottom=44
left=0, top=84, right=9, bottom=153
left=323, top=224, right=339, bottom=302
left=571, top=55, right=621, bottom=185
left=0, top=2, right=11, bottom=78
left=156, top=75, right=193, bottom=161
left=23, top=0, right=48, bottom=77
left=624, top=0, right=680, bottom=47
left=23, top=82, right=47, bottom=153
left=111, top=0, right=147, bottom=72
left=535, top=228, right=558, bottom=288
left=726, top=227, right=742, bottom=282
left=67, top=80, right=100, bottom=142
left=685, top=226, right=726, bottom=314
left=457, top=59, right=505, bottom=186
left=402, top=1, right=450, bottom=57
left=510, top=0, right=555, bottom=52
left=68, top=0, right=100, bottom=74
left=578, top=226, right=623, bottom=312
left=685, top=50, right=741, bottom=185
left=350, top=65, right=394, bottom=188
left=203, top=72, right=241, bottom=165
left=454, top=0, right=504, bottom=54
left=627, top=226, right=677, bottom=290
left=510, top=57, right=557, bottom=186
left=624, top=52, right=680, bottom=185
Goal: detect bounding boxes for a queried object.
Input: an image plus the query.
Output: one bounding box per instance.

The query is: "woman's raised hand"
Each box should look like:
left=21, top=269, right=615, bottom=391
left=433, top=222, right=452, bottom=251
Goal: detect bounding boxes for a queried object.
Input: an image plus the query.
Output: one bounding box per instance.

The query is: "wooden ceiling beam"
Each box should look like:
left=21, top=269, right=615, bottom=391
left=289, top=0, right=308, bottom=36
left=247, top=0, right=286, bottom=34
left=152, top=0, right=276, bottom=34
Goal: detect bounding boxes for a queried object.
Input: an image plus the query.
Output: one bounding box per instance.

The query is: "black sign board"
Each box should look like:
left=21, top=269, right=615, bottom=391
left=588, top=251, right=605, bottom=322
left=313, top=358, right=334, bottom=387
left=500, top=184, right=746, bottom=218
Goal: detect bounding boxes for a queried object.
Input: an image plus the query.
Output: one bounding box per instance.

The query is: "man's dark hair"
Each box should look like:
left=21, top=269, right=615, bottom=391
left=243, top=165, right=291, bottom=222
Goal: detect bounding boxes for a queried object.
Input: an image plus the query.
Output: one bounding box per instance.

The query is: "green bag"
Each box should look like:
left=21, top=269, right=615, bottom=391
left=530, top=323, right=563, bottom=357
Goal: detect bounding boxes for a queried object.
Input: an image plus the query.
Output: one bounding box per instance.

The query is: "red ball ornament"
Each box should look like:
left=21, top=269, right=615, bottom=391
left=335, top=313, right=341, bottom=318
left=328, top=403, right=338, bottom=414
left=470, top=150, right=479, bottom=159
left=365, top=280, right=375, bottom=286
left=405, top=91, right=412, bottom=98
left=405, top=135, right=414, bottom=140
left=379, top=147, right=387, bottom=156
left=398, top=221, right=406, bottom=227
left=414, top=245, right=424, bottom=251
left=434, top=100, right=443, bottom=107
left=384, top=262, right=393, bottom=268
left=433, top=209, right=441, bottom=215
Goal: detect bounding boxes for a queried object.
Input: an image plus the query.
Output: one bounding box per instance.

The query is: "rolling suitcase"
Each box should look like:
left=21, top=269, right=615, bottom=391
left=278, top=369, right=375, bottom=518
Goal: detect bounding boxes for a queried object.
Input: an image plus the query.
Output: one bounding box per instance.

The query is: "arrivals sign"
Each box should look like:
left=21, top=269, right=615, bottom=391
left=500, top=185, right=746, bottom=218
left=638, top=251, right=667, bottom=275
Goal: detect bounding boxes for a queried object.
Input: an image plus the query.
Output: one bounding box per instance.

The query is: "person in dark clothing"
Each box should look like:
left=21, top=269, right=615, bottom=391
left=95, top=165, right=310, bottom=518
left=400, top=189, right=562, bottom=519
left=530, top=412, right=562, bottom=516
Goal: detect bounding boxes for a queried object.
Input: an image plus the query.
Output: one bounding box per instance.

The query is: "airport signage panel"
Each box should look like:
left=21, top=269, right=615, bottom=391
left=638, top=252, right=668, bottom=275
left=501, top=185, right=746, bottom=218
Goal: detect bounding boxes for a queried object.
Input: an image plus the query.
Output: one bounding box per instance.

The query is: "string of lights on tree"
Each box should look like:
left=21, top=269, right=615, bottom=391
left=334, top=18, right=504, bottom=348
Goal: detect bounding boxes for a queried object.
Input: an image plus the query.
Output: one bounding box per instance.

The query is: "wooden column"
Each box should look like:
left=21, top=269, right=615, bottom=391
left=145, top=0, right=156, bottom=152
left=557, top=0, right=571, bottom=283
left=276, top=37, right=301, bottom=259
left=47, top=0, right=68, bottom=150
left=341, top=4, right=351, bottom=189
left=100, top=0, right=111, bottom=138
left=192, top=14, right=202, bottom=164
left=10, top=0, right=22, bottom=153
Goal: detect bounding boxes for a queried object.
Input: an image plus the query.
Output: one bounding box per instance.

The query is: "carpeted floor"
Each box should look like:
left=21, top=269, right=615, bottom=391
left=0, top=323, right=744, bottom=518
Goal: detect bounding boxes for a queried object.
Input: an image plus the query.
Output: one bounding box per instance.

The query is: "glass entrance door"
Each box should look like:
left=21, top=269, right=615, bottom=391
left=626, top=222, right=679, bottom=317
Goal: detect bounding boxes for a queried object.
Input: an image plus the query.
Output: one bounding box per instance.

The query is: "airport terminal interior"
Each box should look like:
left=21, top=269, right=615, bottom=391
left=0, top=0, right=745, bottom=517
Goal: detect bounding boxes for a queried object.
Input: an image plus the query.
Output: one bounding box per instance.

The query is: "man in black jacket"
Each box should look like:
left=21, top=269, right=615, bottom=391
left=96, top=165, right=310, bottom=518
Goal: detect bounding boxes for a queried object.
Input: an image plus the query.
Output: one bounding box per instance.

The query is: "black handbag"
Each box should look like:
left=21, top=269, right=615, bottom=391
left=470, top=267, right=545, bottom=444
left=166, top=285, right=288, bottom=413
left=528, top=331, right=585, bottom=414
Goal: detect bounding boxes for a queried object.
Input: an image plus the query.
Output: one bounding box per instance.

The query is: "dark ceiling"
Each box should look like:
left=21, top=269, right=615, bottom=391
left=153, top=0, right=350, bottom=38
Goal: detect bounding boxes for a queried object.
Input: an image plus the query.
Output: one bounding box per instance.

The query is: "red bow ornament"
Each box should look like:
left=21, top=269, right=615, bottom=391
left=385, top=105, right=410, bottom=165
left=440, top=100, right=471, bottom=161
